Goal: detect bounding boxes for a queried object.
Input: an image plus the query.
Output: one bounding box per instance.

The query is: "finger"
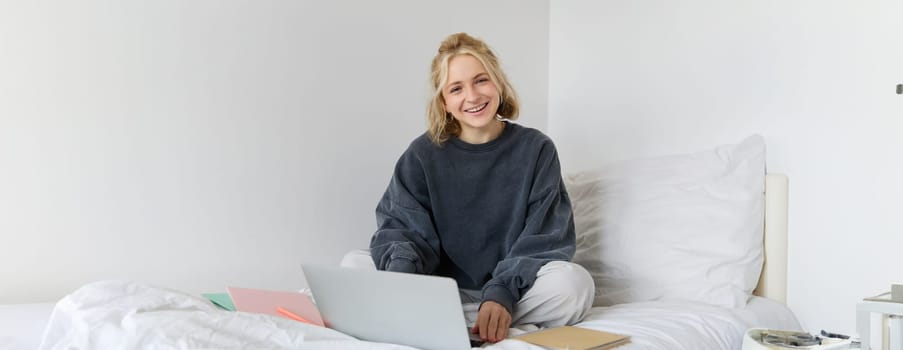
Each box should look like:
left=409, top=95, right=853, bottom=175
left=492, top=314, right=503, bottom=342
left=487, top=309, right=500, bottom=342
left=495, top=310, right=509, bottom=342
left=477, top=310, right=489, bottom=340
left=471, top=324, right=479, bottom=334
left=498, top=313, right=511, bottom=340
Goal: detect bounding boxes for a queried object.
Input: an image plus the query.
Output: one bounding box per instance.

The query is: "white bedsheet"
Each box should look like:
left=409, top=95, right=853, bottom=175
left=34, top=281, right=800, bottom=350
left=0, top=302, right=55, bottom=350
left=550, top=297, right=801, bottom=350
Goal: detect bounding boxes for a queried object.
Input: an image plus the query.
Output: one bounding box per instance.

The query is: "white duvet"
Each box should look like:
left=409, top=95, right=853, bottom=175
left=38, top=281, right=800, bottom=350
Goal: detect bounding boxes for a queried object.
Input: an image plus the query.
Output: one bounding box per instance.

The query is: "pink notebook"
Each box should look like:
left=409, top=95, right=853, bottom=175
left=227, top=286, right=324, bottom=327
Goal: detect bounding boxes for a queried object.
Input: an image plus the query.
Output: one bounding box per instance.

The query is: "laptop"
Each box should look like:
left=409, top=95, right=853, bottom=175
left=301, top=265, right=475, bottom=350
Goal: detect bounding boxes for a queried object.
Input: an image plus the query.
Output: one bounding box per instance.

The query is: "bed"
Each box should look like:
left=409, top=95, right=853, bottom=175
left=0, top=135, right=801, bottom=350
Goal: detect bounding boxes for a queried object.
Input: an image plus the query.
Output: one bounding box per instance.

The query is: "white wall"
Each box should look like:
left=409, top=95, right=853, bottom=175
left=0, top=0, right=550, bottom=303
left=550, top=0, right=902, bottom=336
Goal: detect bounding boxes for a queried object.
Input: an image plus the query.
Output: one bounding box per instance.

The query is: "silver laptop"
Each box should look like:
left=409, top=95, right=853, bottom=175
left=302, top=265, right=473, bottom=350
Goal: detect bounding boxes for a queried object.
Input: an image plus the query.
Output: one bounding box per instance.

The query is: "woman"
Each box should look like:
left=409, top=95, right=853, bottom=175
left=348, top=32, right=594, bottom=343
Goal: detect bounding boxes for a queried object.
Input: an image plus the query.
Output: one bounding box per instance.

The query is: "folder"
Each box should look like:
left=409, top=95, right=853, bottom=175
left=227, top=286, right=324, bottom=327
left=513, top=326, right=629, bottom=350
left=201, top=292, right=235, bottom=311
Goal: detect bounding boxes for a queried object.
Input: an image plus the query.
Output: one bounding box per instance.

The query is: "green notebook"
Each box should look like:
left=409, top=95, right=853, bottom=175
left=202, top=293, right=235, bottom=311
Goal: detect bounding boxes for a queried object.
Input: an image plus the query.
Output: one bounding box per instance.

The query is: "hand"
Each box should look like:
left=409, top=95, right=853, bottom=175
left=470, top=301, right=511, bottom=343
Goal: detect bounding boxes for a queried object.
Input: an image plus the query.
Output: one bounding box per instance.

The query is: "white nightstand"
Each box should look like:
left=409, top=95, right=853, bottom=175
left=857, top=300, right=903, bottom=350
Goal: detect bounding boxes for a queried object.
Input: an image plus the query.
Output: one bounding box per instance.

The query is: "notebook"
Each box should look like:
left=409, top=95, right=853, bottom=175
left=513, top=326, right=630, bottom=350
left=301, top=265, right=473, bottom=350
left=226, top=286, right=324, bottom=327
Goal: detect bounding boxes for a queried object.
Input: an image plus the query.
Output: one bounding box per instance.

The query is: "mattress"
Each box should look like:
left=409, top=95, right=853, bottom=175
left=12, top=281, right=800, bottom=350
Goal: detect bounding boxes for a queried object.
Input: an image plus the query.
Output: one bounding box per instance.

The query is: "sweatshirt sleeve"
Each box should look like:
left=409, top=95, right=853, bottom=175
left=369, top=148, right=441, bottom=275
left=480, top=141, right=576, bottom=313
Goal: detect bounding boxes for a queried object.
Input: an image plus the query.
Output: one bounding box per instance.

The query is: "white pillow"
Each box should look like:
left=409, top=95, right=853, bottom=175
left=566, top=135, right=765, bottom=308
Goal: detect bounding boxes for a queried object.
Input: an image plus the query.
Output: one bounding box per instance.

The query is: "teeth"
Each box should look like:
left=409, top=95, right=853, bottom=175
left=465, top=103, right=488, bottom=113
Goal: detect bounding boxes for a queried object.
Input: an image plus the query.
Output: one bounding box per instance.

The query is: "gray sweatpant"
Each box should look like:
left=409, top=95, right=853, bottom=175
left=339, top=249, right=594, bottom=329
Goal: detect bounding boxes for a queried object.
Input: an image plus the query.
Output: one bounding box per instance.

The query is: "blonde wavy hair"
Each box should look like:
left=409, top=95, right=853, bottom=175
left=427, top=33, right=520, bottom=145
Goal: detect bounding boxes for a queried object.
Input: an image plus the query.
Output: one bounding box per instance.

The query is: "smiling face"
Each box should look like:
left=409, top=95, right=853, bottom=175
left=442, top=54, right=503, bottom=144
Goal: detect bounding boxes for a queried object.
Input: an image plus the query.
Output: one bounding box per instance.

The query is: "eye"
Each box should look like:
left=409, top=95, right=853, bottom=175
left=449, top=86, right=462, bottom=94
left=476, top=77, right=489, bottom=84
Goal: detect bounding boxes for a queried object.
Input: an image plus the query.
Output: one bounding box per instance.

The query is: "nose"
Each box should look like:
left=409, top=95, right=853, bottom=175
left=464, top=85, right=479, bottom=102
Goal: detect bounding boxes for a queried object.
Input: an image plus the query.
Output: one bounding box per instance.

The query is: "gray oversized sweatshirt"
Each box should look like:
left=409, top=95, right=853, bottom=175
left=369, top=121, right=576, bottom=313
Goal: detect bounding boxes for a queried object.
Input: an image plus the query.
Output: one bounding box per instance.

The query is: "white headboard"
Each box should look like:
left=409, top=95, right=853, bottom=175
left=754, top=173, right=789, bottom=303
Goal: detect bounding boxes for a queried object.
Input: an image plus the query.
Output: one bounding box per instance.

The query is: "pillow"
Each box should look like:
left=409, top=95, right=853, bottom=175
left=566, top=135, right=765, bottom=308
